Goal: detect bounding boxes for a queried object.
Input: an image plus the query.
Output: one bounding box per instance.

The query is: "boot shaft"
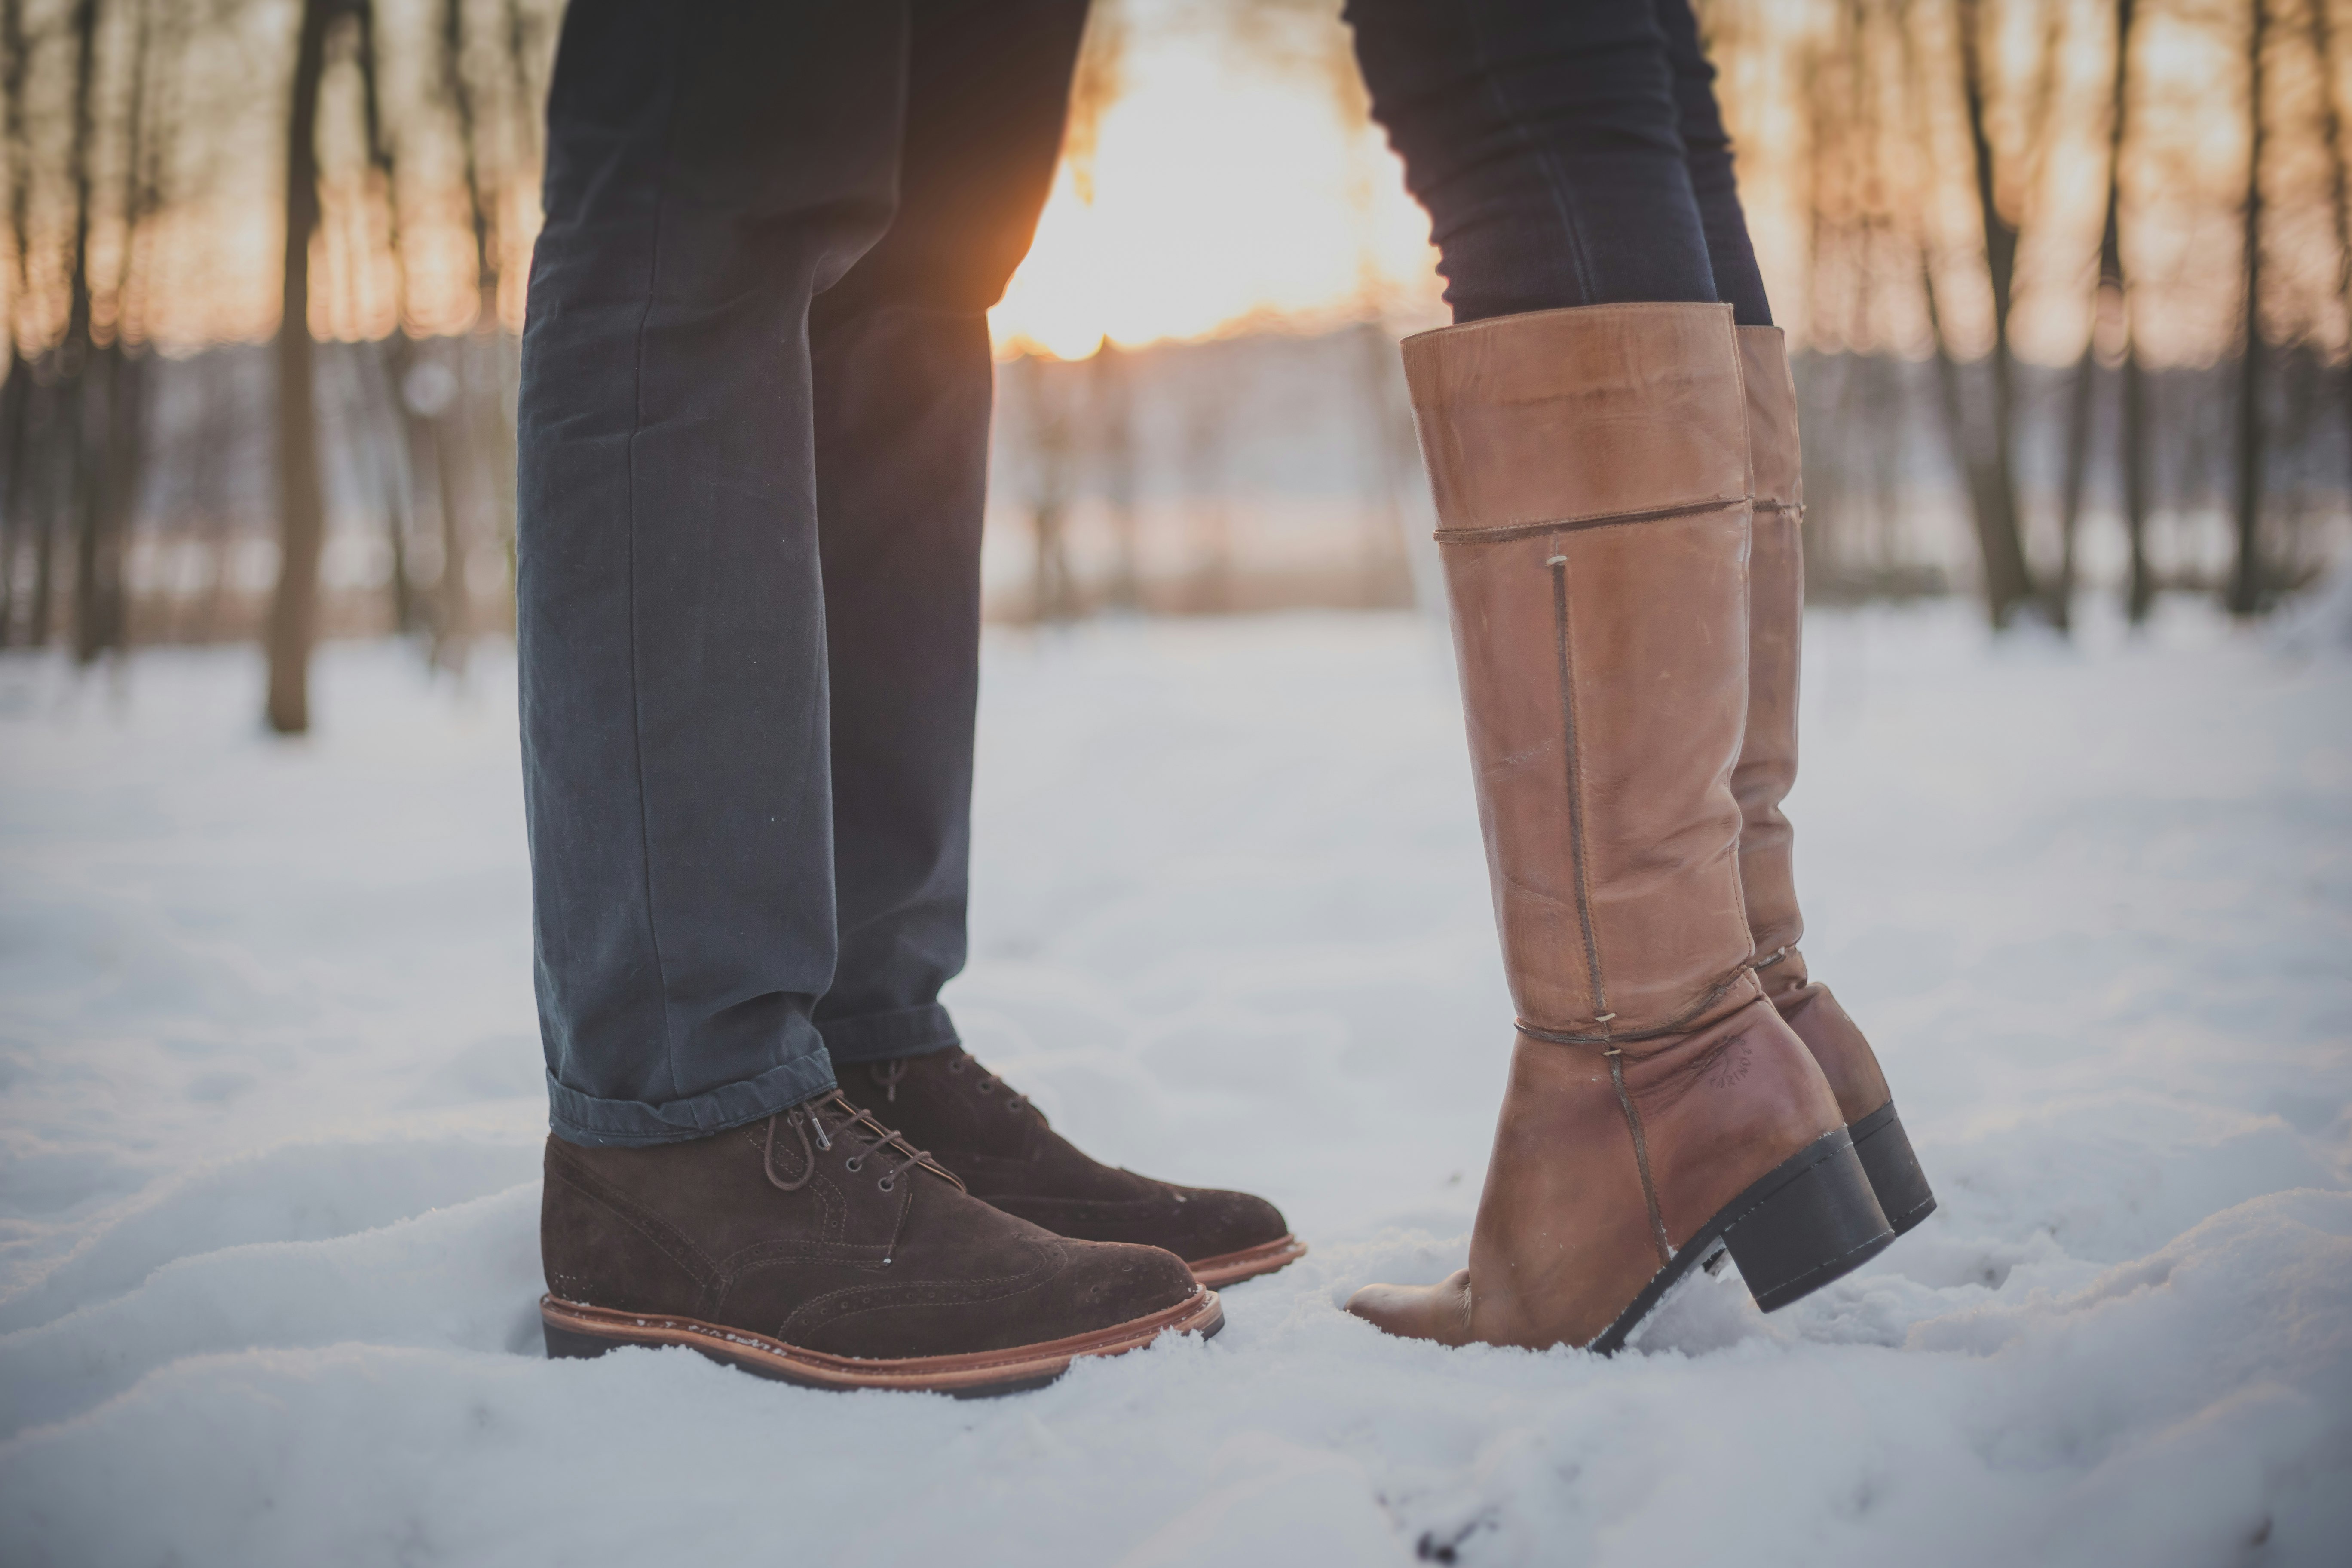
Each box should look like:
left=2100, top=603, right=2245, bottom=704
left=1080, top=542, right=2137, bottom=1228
left=1402, top=303, right=1760, bottom=1040
left=1732, top=325, right=1808, bottom=980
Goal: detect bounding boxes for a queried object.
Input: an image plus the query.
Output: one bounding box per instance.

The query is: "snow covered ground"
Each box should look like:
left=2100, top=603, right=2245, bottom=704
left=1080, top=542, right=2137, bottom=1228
left=1, top=597, right=2348, bottom=1566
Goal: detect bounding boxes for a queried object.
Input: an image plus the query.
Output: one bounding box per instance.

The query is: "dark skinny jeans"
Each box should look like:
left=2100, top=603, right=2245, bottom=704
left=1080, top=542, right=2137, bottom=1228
left=519, top=0, right=1768, bottom=1147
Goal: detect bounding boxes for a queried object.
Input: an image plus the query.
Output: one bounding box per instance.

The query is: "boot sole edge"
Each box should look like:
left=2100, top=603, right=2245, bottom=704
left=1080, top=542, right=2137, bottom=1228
left=1188, top=1234, right=1308, bottom=1287
left=540, top=1286, right=1222, bottom=1397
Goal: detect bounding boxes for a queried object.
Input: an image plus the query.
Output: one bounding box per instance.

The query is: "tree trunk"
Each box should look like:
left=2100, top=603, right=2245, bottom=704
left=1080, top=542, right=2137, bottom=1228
left=75, top=0, right=160, bottom=661
left=430, top=381, right=474, bottom=666
left=1089, top=342, right=1139, bottom=611
left=2310, top=0, right=2352, bottom=556
left=443, top=0, right=518, bottom=597
left=0, top=0, right=25, bottom=648
left=59, top=0, right=100, bottom=660
left=2229, top=0, right=2269, bottom=617
left=266, top=0, right=336, bottom=733
left=2122, top=343, right=2153, bottom=621
left=2060, top=0, right=2141, bottom=629
left=352, top=0, right=420, bottom=636
left=27, top=382, right=55, bottom=646
left=1952, top=0, right=2038, bottom=627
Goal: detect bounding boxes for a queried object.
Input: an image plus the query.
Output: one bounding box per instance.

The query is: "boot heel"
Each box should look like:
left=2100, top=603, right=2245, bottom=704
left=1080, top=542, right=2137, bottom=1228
left=1849, top=1101, right=1936, bottom=1235
left=1720, top=1128, right=1894, bottom=1312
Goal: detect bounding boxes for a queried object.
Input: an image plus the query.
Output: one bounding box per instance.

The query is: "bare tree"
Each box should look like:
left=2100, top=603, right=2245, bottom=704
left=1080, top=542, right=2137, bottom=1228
left=1947, top=0, right=2043, bottom=626
left=1089, top=341, right=1140, bottom=611
left=2230, top=0, right=2272, bottom=616
left=2309, top=0, right=2352, bottom=591
left=0, top=0, right=34, bottom=648
left=60, top=0, right=105, bottom=660
left=2058, top=0, right=2147, bottom=626
left=265, top=0, right=339, bottom=733
left=351, top=0, right=418, bottom=636
left=1010, top=353, right=1081, bottom=624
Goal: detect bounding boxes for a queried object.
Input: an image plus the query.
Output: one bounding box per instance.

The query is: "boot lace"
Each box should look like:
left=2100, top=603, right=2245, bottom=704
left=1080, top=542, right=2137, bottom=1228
left=763, top=1090, right=954, bottom=1195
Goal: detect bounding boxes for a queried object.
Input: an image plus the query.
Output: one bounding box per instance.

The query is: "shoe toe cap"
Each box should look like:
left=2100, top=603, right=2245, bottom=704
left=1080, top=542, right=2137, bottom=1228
left=1054, top=1238, right=1204, bottom=1324
left=1167, top=1185, right=1288, bottom=1257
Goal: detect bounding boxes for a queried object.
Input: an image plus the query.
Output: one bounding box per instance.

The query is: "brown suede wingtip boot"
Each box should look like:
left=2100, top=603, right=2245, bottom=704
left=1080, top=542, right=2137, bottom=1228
left=539, top=1090, right=1221, bottom=1395
left=1733, top=326, right=1936, bottom=1236
left=1345, top=303, right=1894, bottom=1355
left=841, top=1050, right=1305, bottom=1287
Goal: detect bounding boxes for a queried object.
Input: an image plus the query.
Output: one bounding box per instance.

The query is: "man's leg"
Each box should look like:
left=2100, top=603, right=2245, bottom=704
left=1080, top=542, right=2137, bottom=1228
left=517, top=0, right=904, bottom=1147
left=806, top=0, right=1091, bottom=1067
left=520, top=0, right=1223, bottom=1390
left=808, top=0, right=1305, bottom=1287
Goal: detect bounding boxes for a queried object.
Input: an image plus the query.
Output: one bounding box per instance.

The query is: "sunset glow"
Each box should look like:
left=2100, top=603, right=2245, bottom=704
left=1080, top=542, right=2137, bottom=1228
left=986, top=29, right=1445, bottom=359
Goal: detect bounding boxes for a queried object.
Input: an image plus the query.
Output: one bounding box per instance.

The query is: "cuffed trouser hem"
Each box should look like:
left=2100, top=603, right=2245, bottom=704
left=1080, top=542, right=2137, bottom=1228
left=815, top=1002, right=962, bottom=1066
left=545, top=1053, right=839, bottom=1149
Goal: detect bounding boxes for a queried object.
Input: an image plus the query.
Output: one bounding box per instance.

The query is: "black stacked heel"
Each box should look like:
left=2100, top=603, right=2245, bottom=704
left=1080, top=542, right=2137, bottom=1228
left=1595, top=1127, right=1895, bottom=1353
left=1848, top=1101, right=1937, bottom=1235
left=1719, top=1127, right=1896, bottom=1309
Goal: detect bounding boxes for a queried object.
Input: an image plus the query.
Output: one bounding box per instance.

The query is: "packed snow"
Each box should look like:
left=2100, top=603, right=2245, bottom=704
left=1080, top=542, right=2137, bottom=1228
left=1, top=597, right=2347, bottom=1566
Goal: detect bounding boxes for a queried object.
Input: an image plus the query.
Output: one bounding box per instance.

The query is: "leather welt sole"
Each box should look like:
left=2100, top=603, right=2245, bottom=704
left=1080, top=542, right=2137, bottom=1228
left=540, top=1286, right=1223, bottom=1397
left=1187, top=1234, right=1308, bottom=1288
left=1593, top=1126, right=1894, bottom=1355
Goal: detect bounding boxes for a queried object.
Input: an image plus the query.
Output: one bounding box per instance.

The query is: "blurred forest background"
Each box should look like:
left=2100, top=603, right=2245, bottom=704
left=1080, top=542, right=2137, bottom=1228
left=0, top=0, right=2347, bottom=732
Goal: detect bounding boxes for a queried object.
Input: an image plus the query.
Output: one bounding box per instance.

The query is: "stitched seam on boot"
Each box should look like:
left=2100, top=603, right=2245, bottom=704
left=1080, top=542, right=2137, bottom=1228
left=545, top=1159, right=720, bottom=1293
left=776, top=1236, right=1063, bottom=1339
left=1440, top=497, right=1743, bottom=545
left=1551, top=551, right=1672, bottom=1269
left=1546, top=554, right=1609, bottom=1023
left=1516, top=964, right=1757, bottom=1045
left=1606, top=1047, right=1674, bottom=1268
left=736, top=1120, right=849, bottom=1240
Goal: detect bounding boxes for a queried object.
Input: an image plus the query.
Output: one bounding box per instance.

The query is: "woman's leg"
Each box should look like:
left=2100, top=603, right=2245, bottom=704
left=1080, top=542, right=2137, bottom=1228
left=1653, top=0, right=1772, bottom=325
left=1345, top=0, right=1717, bottom=322
left=1341, top=0, right=1894, bottom=1352
left=1656, top=0, right=1939, bottom=1229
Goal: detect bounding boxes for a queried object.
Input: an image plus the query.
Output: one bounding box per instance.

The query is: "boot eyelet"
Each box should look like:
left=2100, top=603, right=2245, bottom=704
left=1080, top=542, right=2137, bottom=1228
left=843, top=1156, right=863, bottom=1172
left=877, top=1176, right=895, bottom=1192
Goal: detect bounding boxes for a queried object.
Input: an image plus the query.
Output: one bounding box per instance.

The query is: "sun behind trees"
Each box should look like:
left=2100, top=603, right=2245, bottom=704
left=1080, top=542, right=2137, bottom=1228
left=0, top=0, right=2347, bottom=726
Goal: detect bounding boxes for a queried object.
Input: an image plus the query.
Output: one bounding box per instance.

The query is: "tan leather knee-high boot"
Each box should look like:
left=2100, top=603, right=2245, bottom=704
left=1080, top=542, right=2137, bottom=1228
left=1346, top=304, right=1893, bottom=1354
left=1733, top=328, right=1937, bottom=1236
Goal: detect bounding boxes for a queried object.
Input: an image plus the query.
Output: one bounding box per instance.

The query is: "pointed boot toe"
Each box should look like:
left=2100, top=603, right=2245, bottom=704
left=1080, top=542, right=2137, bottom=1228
left=1345, top=1271, right=1474, bottom=1345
